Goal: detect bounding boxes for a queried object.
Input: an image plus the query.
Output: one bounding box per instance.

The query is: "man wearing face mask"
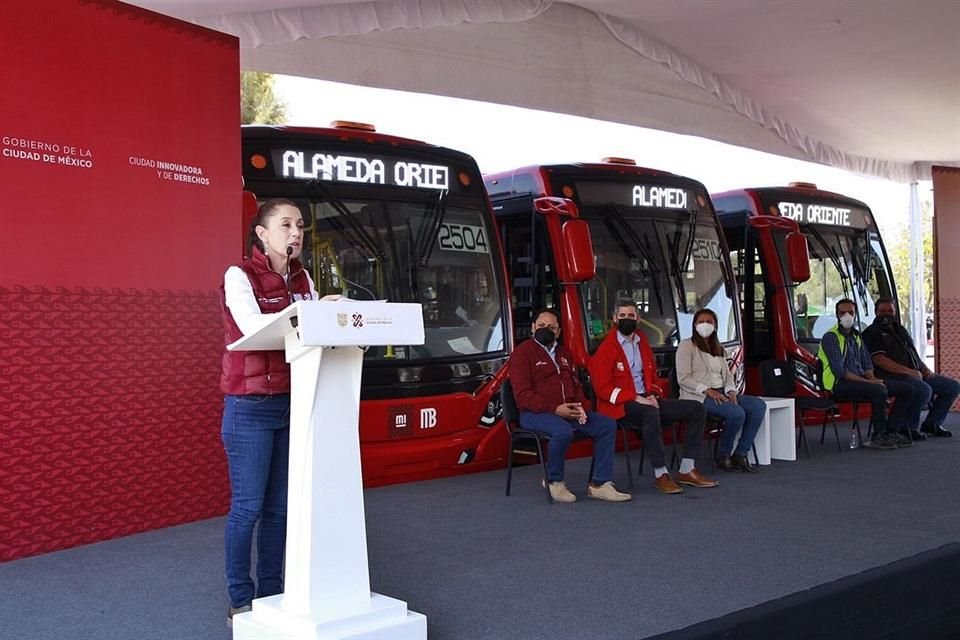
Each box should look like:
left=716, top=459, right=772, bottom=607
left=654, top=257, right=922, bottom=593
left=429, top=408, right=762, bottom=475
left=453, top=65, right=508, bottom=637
left=817, top=298, right=914, bottom=450
left=589, top=302, right=717, bottom=493
left=862, top=297, right=957, bottom=438
left=509, top=308, right=631, bottom=503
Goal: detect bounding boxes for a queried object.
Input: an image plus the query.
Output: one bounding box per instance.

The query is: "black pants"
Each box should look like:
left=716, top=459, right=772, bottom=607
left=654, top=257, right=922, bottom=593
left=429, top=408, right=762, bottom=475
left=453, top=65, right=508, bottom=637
left=622, top=398, right=706, bottom=468
left=833, top=378, right=914, bottom=435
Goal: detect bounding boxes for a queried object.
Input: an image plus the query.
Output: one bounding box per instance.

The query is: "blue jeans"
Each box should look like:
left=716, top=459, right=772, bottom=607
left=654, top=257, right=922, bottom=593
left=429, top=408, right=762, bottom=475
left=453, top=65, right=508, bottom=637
left=222, top=394, right=291, bottom=608
left=924, top=374, right=960, bottom=428
left=705, top=394, right=767, bottom=457
left=518, top=410, right=617, bottom=483
left=886, top=373, right=960, bottom=429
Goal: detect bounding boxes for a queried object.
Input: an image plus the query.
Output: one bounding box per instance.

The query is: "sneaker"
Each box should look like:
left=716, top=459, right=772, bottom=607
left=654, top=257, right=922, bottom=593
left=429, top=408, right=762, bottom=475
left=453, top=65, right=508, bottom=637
left=543, top=480, right=577, bottom=503
left=227, top=604, right=252, bottom=628
left=863, top=433, right=897, bottom=450
left=892, top=432, right=913, bottom=448
left=586, top=481, right=632, bottom=502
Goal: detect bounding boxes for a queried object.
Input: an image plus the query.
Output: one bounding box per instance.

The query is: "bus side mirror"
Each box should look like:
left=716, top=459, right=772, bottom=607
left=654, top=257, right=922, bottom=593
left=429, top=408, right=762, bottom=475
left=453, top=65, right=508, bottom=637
left=242, top=190, right=259, bottom=255
left=786, top=232, right=811, bottom=283
left=562, top=219, right=596, bottom=282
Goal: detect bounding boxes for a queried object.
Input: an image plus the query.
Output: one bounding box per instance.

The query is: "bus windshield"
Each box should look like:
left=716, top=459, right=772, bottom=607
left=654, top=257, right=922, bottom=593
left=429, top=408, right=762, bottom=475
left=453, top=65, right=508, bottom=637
left=290, top=193, right=506, bottom=362
left=579, top=206, right=739, bottom=351
left=791, top=226, right=894, bottom=343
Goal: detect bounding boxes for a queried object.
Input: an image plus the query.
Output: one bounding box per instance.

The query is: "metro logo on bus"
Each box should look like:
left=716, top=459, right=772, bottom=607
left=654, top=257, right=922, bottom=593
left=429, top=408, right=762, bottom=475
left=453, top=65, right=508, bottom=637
left=279, top=149, right=449, bottom=190
left=778, top=201, right=852, bottom=226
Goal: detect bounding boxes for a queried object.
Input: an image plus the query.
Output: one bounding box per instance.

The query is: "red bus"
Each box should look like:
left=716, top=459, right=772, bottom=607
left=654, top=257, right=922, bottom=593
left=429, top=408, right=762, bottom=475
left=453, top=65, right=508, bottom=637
left=713, top=182, right=896, bottom=399
left=240, top=123, right=512, bottom=486
left=486, top=159, right=743, bottom=396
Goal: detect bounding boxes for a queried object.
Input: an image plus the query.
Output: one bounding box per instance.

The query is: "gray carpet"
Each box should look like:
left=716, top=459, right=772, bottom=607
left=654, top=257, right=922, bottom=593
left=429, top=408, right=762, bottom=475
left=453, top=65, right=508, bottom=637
left=3, top=417, right=960, bottom=640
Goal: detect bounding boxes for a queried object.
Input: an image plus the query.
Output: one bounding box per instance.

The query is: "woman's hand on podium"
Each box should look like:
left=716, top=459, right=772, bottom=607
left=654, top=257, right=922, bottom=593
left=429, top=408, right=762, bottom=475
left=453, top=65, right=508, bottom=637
left=319, top=294, right=345, bottom=301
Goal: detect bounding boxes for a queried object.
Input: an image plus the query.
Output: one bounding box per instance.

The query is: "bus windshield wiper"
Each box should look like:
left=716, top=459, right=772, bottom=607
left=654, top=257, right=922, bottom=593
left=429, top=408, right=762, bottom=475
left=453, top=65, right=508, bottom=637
left=668, top=212, right=698, bottom=313
left=415, top=189, right=448, bottom=267
left=306, top=179, right=386, bottom=261
left=805, top=225, right=852, bottom=297
left=837, top=232, right=869, bottom=310
left=601, top=204, right=665, bottom=313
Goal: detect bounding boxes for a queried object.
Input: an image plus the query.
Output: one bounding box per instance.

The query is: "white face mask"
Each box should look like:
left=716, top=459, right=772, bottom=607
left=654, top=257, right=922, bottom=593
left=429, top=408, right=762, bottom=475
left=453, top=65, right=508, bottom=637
left=695, top=322, right=715, bottom=338
left=839, top=313, right=855, bottom=330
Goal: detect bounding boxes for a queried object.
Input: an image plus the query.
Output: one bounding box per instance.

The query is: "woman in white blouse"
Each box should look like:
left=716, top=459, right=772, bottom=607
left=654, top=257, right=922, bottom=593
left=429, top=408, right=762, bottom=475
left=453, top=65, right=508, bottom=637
left=676, top=308, right=766, bottom=473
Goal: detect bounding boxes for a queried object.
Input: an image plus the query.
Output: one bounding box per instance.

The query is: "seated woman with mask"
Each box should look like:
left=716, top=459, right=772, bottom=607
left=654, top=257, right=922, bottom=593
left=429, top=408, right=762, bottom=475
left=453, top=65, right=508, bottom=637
left=676, top=308, right=767, bottom=473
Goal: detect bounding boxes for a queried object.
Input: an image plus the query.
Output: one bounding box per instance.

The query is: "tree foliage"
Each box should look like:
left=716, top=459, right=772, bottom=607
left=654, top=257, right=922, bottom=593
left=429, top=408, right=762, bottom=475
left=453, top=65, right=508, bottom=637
left=887, top=200, right=933, bottom=326
left=241, top=71, right=287, bottom=125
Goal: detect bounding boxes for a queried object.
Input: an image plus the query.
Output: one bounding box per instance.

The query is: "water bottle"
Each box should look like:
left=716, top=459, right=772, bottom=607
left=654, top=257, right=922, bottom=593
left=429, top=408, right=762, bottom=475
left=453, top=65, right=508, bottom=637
left=849, top=426, right=860, bottom=449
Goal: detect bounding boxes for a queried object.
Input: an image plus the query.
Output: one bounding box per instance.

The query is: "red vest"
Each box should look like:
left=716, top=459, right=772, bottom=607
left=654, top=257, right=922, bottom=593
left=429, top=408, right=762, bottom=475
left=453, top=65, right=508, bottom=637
left=220, top=248, right=311, bottom=395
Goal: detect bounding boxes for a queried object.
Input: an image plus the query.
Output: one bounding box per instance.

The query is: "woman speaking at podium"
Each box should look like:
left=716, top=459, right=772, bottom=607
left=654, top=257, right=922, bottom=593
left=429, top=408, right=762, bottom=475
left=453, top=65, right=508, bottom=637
left=219, top=198, right=340, bottom=625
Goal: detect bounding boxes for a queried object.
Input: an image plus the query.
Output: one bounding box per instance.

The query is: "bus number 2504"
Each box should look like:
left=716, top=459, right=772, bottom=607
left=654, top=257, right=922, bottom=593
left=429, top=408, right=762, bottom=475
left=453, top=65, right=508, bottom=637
left=438, top=223, right=488, bottom=254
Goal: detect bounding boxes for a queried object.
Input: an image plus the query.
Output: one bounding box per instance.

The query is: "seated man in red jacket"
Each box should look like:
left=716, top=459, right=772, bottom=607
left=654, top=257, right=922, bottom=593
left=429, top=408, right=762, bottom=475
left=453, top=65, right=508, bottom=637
left=588, top=301, right=718, bottom=494
left=510, top=308, right=631, bottom=503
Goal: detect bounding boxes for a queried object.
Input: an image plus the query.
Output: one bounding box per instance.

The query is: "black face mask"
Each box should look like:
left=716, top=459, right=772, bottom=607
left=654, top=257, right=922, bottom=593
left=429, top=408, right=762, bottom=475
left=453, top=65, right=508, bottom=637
left=534, top=327, right=556, bottom=346
left=876, top=314, right=897, bottom=328
left=617, top=318, right=638, bottom=336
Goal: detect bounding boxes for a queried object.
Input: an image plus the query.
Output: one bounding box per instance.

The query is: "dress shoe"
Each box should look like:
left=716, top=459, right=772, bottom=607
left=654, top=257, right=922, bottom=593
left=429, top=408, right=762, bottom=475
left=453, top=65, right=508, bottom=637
left=654, top=473, right=684, bottom=494
left=542, top=480, right=577, bottom=503
left=732, top=453, right=759, bottom=473
left=587, top=481, right=632, bottom=502
left=716, top=455, right=740, bottom=472
left=920, top=423, right=953, bottom=437
left=908, top=429, right=927, bottom=441
left=676, top=468, right=719, bottom=488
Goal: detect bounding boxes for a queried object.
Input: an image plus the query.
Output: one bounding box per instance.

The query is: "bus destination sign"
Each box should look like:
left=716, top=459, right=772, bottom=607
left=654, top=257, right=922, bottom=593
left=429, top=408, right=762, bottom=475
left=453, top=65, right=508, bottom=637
left=777, top=201, right=870, bottom=228
left=574, top=181, right=696, bottom=210
left=272, top=149, right=450, bottom=191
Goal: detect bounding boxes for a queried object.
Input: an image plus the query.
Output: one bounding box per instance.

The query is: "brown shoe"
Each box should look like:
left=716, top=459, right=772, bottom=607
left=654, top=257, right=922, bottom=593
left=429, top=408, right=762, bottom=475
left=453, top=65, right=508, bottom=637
left=654, top=473, right=684, bottom=494
left=676, top=468, right=719, bottom=488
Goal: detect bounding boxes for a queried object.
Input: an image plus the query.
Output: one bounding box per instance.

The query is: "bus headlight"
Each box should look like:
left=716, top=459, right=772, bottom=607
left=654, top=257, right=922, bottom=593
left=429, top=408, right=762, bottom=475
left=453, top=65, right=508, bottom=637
left=480, top=396, right=502, bottom=427
left=793, top=358, right=818, bottom=391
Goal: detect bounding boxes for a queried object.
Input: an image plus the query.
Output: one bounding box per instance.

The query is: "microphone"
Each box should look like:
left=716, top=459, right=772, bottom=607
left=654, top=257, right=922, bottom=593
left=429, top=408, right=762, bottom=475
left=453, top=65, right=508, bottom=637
left=285, top=244, right=294, bottom=302
left=338, top=275, right=381, bottom=301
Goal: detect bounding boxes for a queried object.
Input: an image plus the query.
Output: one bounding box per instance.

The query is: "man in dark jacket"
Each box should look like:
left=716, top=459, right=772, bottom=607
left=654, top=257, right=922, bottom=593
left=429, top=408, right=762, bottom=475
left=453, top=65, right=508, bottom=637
left=509, top=308, right=631, bottom=503
left=863, top=297, right=957, bottom=438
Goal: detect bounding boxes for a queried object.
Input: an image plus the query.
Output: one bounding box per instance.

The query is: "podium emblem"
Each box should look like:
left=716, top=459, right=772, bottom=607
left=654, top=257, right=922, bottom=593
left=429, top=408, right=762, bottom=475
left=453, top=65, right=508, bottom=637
left=352, top=313, right=364, bottom=327
left=337, top=313, right=348, bottom=327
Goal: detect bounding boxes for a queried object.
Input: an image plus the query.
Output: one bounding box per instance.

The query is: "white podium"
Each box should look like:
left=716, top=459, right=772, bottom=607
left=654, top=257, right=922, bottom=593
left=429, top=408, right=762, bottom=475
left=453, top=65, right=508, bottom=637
left=228, top=301, right=428, bottom=640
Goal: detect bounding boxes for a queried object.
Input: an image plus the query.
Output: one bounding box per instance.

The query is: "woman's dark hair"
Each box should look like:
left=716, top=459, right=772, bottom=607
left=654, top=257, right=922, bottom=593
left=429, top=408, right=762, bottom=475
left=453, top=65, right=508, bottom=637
left=691, top=308, right=725, bottom=357
left=246, top=198, right=300, bottom=256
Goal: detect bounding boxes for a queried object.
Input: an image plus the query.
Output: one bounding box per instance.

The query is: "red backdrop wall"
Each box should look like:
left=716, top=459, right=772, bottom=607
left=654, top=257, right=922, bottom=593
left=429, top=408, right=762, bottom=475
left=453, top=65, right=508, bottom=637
left=0, top=0, right=239, bottom=561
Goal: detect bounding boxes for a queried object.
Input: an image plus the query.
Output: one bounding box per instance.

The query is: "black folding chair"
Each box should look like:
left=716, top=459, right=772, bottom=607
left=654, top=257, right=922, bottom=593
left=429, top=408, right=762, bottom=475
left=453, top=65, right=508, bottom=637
left=759, top=359, right=849, bottom=454
left=501, top=378, right=595, bottom=504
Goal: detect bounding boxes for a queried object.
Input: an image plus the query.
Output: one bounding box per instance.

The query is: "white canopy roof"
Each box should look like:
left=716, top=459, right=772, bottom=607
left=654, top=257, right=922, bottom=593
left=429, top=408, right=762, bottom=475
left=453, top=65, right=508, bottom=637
left=132, top=0, right=960, bottom=182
